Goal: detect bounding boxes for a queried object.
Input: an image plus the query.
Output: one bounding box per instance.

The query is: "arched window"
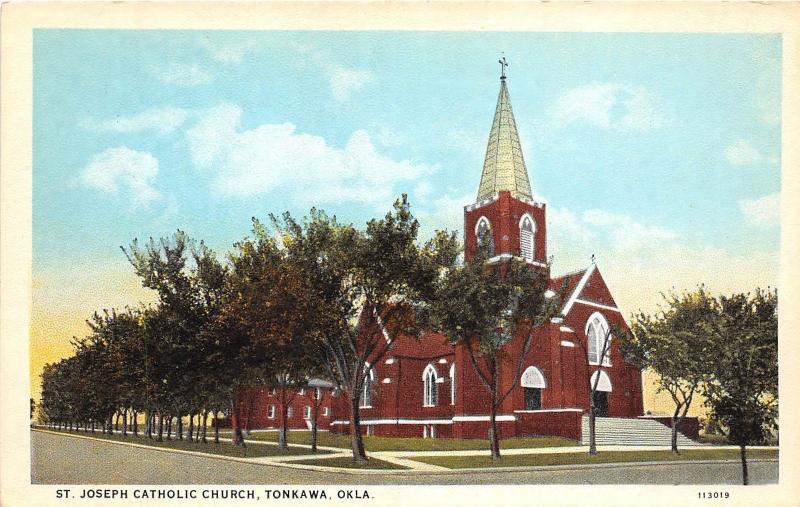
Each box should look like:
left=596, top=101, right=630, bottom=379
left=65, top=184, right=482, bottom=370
left=475, top=217, right=494, bottom=256
left=586, top=312, right=612, bottom=366
left=423, top=364, right=438, bottom=407
left=519, top=214, right=535, bottom=261
left=449, top=363, right=456, bottom=405
left=360, top=366, right=375, bottom=408
left=590, top=370, right=612, bottom=392
left=521, top=366, right=546, bottom=410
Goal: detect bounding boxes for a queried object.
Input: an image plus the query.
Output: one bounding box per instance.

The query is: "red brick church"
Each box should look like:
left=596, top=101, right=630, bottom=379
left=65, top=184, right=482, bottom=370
left=240, top=65, right=644, bottom=441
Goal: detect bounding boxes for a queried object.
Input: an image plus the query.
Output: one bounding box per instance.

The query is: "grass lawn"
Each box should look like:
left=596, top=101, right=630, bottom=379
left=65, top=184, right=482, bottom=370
left=409, top=448, right=779, bottom=469
left=289, top=456, right=409, bottom=470
left=39, top=428, right=330, bottom=458
left=221, top=430, right=576, bottom=452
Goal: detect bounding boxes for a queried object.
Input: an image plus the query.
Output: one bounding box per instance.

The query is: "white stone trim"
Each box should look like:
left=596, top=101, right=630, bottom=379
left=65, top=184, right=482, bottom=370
left=382, top=378, right=391, bottom=384
left=590, top=370, right=613, bottom=392
left=518, top=212, right=536, bottom=231
left=451, top=415, right=516, bottom=422
left=521, top=366, right=547, bottom=388
left=574, top=299, right=621, bottom=313
left=474, top=215, right=492, bottom=236
left=513, top=408, right=584, bottom=413
left=560, top=340, right=576, bottom=348
left=438, top=358, right=448, bottom=364
left=560, top=263, right=595, bottom=316
left=384, top=357, right=395, bottom=365
left=331, top=419, right=453, bottom=426
left=550, top=317, right=564, bottom=324
left=464, top=195, right=500, bottom=212
left=559, top=326, right=574, bottom=333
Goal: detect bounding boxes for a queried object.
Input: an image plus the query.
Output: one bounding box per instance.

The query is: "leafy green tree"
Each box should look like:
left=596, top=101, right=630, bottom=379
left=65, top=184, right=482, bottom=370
left=620, top=288, right=715, bottom=453
left=701, top=289, right=778, bottom=485
left=427, top=244, right=559, bottom=460
left=272, top=197, right=459, bottom=463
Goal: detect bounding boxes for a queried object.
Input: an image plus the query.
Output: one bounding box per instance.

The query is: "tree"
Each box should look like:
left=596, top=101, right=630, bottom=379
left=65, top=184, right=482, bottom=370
left=620, top=288, right=715, bottom=453
left=574, top=324, right=613, bottom=456
left=427, top=244, right=558, bottom=460
left=272, top=196, right=459, bottom=463
left=701, top=289, right=778, bottom=485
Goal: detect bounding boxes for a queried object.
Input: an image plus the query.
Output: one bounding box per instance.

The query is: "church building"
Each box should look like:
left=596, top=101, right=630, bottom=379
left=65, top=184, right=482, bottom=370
left=243, top=63, right=646, bottom=442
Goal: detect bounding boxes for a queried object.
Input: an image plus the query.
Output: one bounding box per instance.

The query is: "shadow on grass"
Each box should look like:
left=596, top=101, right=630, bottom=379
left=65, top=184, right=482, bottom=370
left=38, top=428, right=331, bottom=458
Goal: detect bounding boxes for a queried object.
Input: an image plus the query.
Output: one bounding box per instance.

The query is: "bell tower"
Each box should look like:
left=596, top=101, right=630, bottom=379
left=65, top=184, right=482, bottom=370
left=464, top=58, right=547, bottom=266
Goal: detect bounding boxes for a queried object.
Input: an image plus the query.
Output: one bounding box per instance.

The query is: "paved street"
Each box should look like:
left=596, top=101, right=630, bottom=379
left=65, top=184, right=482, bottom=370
left=31, top=430, right=778, bottom=485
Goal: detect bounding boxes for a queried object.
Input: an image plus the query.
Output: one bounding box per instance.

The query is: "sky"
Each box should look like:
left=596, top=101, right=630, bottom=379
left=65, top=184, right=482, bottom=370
left=31, top=30, right=781, bottom=396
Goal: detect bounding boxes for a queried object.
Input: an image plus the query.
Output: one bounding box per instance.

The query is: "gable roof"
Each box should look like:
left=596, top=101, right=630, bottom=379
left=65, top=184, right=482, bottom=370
left=550, top=263, right=621, bottom=317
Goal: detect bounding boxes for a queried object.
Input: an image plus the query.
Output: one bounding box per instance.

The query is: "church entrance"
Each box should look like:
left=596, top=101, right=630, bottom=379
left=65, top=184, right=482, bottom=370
left=592, top=391, right=608, bottom=417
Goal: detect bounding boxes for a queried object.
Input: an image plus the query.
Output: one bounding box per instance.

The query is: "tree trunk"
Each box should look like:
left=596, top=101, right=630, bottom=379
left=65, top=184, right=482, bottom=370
left=231, top=400, right=246, bottom=447
left=201, top=411, right=208, bottom=444
left=107, top=415, right=114, bottom=435
left=177, top=414, right=183, bottom=440
left=122, top=409, right=128, bottom=436
left=589, top=405, right=598, bottom=455
left=213, top=412, right=220, bottom=444
left=114, top=412, right=119, bottom=431
left=166, top=416, right=173, bottom=440
left=145, top=409, right=152, bottom=438
left=278, top=404, right=289, bottom=450
left=740, top=444, right=749, bottom=485
left=188, top=413, right=195, bottom=440
left=349, top=393, right=367, bottom=463
left=488, top=408, right=501, bottom=460
left=132, top=411, right=138, bottom=436
left=311, top=409, right=319, bottom=452
left=157, top=412, right=164, bottom=442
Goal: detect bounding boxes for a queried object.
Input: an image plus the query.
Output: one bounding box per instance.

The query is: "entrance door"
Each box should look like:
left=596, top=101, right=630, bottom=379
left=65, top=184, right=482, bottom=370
left=592, top=391, right=608, bottom=417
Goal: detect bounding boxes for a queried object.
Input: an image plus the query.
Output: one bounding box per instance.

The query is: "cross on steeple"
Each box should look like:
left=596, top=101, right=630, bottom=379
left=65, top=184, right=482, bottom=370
left=499, top=56, right=508, bottom=80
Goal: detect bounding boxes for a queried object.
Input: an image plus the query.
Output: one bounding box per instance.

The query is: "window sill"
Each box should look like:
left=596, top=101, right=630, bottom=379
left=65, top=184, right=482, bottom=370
left=588, top=362, right=612, bottom=367
left=359, top=406, right=373, bottom=409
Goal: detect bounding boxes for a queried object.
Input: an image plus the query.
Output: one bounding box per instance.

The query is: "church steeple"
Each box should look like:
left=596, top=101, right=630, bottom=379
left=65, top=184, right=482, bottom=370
left=476, top=59, right=533, bottom=202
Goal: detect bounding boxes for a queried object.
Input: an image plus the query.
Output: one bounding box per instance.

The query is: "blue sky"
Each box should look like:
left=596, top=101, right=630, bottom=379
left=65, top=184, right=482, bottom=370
left=32, top=30, right=781, bottom=317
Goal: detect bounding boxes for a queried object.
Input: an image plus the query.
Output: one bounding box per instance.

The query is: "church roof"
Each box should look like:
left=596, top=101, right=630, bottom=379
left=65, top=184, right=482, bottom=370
left=476, top=74, right=533, bottom=202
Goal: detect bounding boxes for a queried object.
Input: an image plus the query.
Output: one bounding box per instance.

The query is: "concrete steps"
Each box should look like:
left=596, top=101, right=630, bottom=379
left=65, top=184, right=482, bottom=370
left=581, top=416, right=702, bottom=447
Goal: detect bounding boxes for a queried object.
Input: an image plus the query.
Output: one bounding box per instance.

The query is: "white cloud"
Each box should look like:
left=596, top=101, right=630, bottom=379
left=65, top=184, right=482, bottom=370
left=739, top=192, right=779, bottom=226
left=78, top=146, right=160, bottom=209
left=724, top=139, right=764, bottom=166
left=158, top=63, right=212, bottom=87
left=328, top=66, right=373, bottom=102
left=81, top=107, right=190, bottom=135
left=185, top=103, right=436, bottom=206
left=550, top=82, right=665, bottom=131
left=581, top=209, right=676, bottom=251
left=197, top=37, right=258, bottom=64
left=543, top=204, right=777, bottom=315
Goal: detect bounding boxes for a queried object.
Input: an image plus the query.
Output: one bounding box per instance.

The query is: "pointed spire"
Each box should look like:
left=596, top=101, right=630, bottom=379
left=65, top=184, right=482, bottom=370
left=476, top=60, right=533, bottom=202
